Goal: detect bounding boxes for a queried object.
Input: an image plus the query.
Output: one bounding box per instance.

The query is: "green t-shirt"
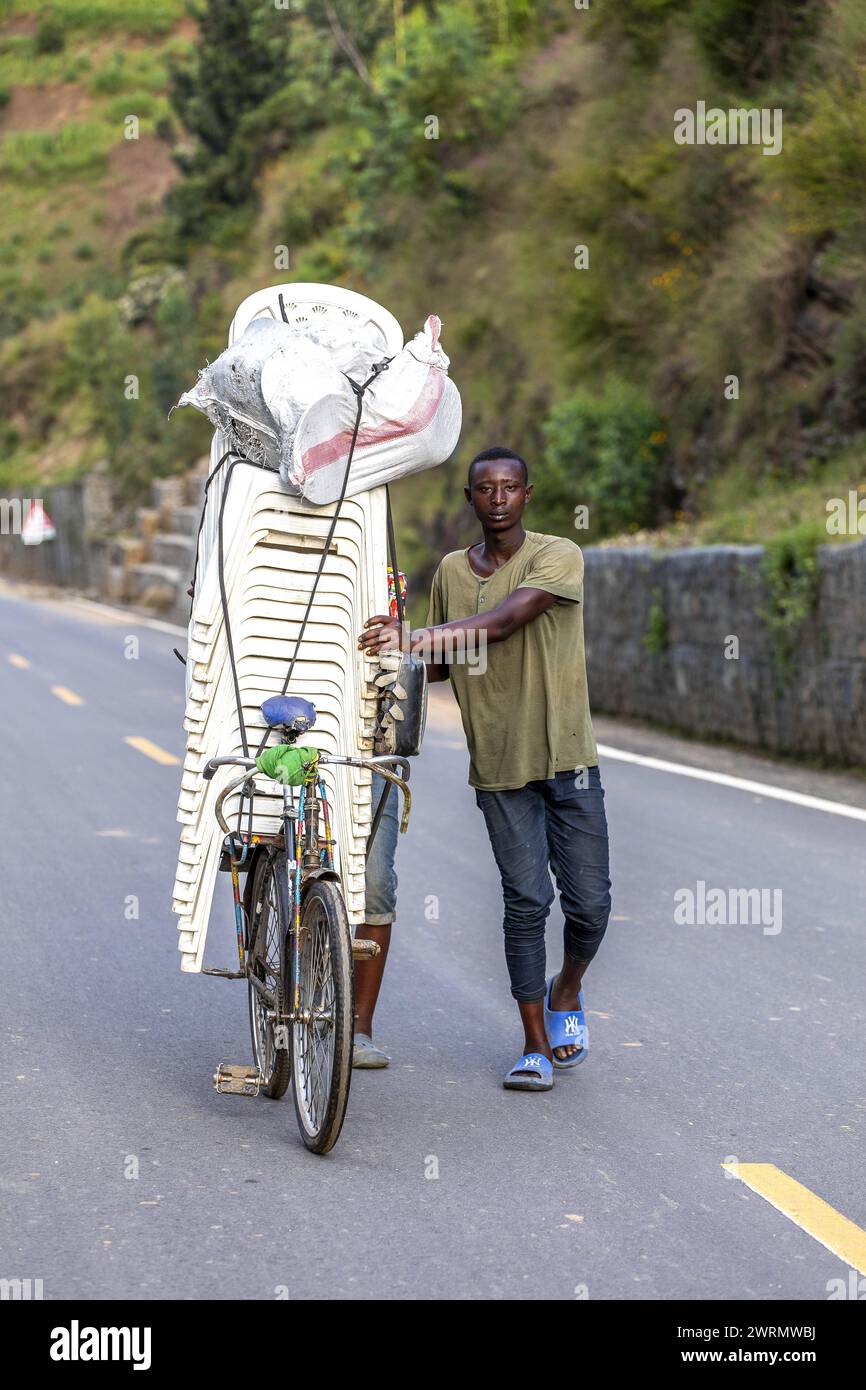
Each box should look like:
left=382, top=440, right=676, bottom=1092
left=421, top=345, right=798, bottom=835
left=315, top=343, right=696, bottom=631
left=426, top=530, right=598, bottom=791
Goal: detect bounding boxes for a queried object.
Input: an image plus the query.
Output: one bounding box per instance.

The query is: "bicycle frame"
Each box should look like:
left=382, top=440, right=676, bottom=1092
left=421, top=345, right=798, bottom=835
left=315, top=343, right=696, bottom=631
left=208, top=753, right=411, bottom=1005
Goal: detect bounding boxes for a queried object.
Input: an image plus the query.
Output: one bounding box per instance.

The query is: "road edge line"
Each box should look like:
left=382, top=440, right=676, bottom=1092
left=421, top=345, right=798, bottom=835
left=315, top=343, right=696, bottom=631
left=598, top=743, right=866, bottom=823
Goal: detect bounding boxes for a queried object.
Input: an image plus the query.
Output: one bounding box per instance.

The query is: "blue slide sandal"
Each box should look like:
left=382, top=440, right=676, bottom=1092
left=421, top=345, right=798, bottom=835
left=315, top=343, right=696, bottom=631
left=544, top=977, right=589, bottom=1069
left=503, top=1052, right=554, bottom=1091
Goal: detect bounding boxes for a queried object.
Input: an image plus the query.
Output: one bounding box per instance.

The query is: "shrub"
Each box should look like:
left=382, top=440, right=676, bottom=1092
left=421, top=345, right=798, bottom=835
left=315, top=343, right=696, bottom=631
left=772, top=76, right=866, bottom=244
left=830, top=297, right=866, bottom=432
left=64, top=56, right=91, bottom=80
left=644, top=590, right=670, bottom=656
left=63, top=294, right=142, bottom=489
left=89, top=56, right=129, bottom=96
left=43, top=1, right=180, bottom=37
left=542, top=377, right=669, bottom=537
left=104, top=92, right=158, bottom=124
left=587, top=0, right=682, bottom=65
left=277, top=163, right=341, bottom=247
left=365, top=2, right=519, bottom=191
left=689, top=0, right=821, bottom=85
left=292, top=240, right=348, bottom=285
left=0, top=125, right=113, bottom=181
left=34, top=15, right=67, bottom=55
left=0, top=420, right=22, bottom=452
left=759, top=520, right=822, bottom=681
left=0, top=275, right=48, bottom=340
left=151, top=281, right=199, bottom=413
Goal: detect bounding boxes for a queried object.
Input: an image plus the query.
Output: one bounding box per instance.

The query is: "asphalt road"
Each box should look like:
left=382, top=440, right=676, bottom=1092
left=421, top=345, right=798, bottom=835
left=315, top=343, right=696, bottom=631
left=1, top=583, right=865, bottom=1301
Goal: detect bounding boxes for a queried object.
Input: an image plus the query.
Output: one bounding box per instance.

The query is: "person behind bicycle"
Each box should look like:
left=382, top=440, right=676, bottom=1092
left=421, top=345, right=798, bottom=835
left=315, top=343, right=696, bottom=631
left=352, top=567, right=405, bottom=1069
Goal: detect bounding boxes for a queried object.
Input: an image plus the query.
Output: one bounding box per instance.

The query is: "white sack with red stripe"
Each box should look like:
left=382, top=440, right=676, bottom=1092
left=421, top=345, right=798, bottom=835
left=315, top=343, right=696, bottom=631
left=286, top=315, right=462, bottom=504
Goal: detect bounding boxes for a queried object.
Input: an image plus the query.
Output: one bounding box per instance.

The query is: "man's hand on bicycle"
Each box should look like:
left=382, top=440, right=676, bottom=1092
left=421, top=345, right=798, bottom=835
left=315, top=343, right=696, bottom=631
left=358, top=614, right=405, bottom=657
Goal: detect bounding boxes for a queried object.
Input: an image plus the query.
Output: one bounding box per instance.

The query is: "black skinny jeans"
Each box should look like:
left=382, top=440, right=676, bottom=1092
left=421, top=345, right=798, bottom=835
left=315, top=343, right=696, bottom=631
left=474, top=765, right=612, bottom=1002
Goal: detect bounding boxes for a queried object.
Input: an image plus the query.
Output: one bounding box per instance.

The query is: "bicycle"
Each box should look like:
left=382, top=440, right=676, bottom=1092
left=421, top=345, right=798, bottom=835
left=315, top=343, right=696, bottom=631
left=203, top=696, right=410, bottom=1154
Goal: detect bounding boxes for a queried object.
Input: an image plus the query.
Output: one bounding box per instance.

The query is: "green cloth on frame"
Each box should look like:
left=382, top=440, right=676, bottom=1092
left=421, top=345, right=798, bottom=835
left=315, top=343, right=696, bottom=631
left=255, top=745, right=320, bottom=785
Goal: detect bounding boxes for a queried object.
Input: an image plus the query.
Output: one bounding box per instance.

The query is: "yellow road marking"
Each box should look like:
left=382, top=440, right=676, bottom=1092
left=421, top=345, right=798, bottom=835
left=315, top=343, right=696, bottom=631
left=124, top=736, right=180, bottom=766
left=723, top=1163, right=866, bottom=1274
left=51, top=685, right=84, bottom=706
left=8, top=653, right=30, bottom=669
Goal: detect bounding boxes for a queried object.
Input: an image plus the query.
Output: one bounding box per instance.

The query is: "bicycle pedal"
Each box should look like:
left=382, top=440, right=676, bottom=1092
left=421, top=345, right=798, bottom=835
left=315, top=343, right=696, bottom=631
left=213, top=1063, right=261, bottom=1096
left=352, top=938, right=381, bottom=960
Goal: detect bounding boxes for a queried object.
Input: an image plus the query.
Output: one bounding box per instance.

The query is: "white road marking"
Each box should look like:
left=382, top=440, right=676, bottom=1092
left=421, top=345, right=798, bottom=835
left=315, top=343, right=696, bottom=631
left=597, top=744, right=866, bottom=823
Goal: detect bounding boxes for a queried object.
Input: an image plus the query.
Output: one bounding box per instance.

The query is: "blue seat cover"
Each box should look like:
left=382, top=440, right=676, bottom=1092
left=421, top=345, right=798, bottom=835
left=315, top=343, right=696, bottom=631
left=261, top=695, right=317, bottom=730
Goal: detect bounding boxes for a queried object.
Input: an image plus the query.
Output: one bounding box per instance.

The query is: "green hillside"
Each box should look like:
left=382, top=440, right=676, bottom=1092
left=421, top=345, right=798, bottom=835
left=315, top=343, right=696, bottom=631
left=2, top=0, right=865, bottom=599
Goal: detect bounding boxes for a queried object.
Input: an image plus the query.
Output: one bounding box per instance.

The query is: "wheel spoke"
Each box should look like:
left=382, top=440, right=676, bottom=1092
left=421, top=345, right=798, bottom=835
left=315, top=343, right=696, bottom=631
left=248, top=861, right=291, bottom=1090
left=293, top=896, right=338, bottom=1134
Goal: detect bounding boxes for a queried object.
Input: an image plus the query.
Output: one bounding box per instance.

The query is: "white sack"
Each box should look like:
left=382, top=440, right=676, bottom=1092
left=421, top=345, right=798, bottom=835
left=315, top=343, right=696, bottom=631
left=175, top=317, right=379, bottom=476
left=176, top=312, right=461, bottom=505
left=288, top=315, right=462, bottom=504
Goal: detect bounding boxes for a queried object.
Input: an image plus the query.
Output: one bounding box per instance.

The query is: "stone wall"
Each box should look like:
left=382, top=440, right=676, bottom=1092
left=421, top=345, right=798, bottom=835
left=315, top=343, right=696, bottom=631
left=0, top=473, right=114, bottom=591
left=583, top=540, right=866, bottom=765
left=0, top=466, right=203, bottom=627
left=4, top=477, right=865, bottom=764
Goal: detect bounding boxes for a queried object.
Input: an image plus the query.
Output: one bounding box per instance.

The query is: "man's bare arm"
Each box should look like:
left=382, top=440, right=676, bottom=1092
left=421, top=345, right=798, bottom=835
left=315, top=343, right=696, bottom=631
left=359, top=587, right=560, bottom=674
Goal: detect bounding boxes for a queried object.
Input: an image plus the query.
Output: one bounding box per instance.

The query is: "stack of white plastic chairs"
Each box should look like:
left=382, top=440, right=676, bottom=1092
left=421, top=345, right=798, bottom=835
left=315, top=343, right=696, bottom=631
left=173, top=286, right=402, bottom=974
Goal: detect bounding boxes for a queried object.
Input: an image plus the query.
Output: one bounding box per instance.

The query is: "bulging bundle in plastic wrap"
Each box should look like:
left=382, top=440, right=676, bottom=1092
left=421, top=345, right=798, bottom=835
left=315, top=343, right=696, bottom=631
left=174, top=318, right=357, bottom=477
left=175, top=309, right=461, bottom=504
left=289, top=314, right=462, bottom=504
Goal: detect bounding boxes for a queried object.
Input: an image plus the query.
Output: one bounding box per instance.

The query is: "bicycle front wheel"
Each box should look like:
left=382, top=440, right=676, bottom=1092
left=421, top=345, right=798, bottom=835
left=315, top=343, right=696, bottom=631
left=291, top=879, right=354, bottom=1154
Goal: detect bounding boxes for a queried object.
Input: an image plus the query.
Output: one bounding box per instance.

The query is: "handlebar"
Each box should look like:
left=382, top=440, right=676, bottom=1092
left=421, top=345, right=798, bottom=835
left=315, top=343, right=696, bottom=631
left=207, top=752, right=412, bottom=835
left=203, top=755, right=256, bottom=781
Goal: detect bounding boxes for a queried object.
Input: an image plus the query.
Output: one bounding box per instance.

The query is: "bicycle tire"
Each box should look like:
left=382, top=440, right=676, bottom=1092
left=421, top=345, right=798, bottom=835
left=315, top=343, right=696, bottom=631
left=247, top=852, right=291, bottom=1100
left=290, top=879, right=354, bottom=1154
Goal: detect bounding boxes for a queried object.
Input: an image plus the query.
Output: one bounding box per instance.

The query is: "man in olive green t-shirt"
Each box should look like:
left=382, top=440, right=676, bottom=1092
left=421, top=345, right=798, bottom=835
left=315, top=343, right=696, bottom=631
left=359, top=447, right=612, bottom=1093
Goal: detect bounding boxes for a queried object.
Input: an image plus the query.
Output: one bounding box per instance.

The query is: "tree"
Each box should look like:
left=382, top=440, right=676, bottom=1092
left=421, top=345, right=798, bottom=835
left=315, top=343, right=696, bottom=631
left=167, top=0, right=291, bottom=232
left=170, top=0, right=291, bottom=164
left=300, top=0, right=394, bottom=88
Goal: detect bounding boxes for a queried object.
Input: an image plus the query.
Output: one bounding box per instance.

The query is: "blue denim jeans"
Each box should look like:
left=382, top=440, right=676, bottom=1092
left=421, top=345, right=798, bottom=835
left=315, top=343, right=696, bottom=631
left=364, top=772, right=399, bottom=925
left=474, top=766, right=612, bottom=1002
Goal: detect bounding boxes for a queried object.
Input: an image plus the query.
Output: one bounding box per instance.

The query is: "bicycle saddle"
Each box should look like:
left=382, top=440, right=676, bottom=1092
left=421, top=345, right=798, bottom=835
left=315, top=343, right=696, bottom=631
left=261, top=695, right=317, bottom=735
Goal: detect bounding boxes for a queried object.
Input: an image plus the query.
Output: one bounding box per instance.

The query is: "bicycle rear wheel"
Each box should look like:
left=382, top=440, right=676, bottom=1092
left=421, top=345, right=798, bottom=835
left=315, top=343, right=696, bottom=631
left=247, top=852, right=291, bottom=1100
left=291, top=879, right=354, bottom=1154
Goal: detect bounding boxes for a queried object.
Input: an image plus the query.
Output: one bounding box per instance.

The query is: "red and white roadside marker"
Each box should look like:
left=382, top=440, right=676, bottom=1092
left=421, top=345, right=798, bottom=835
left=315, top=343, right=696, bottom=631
left=21, top=499, right=56, bottom=546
